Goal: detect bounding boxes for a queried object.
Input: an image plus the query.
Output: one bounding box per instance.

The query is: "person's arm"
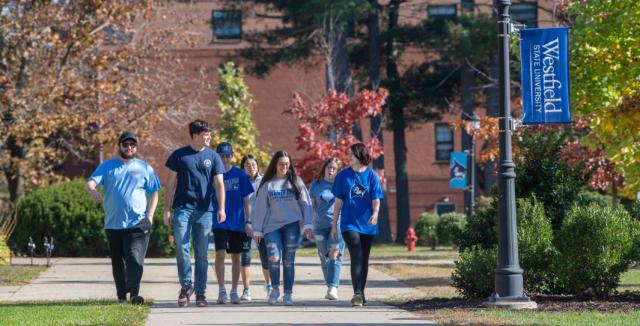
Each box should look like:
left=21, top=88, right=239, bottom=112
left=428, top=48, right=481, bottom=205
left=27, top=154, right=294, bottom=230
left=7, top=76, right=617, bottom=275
left=252, top=185, right=269, bottom=243
left=243, top=195, right=252, bottom=236
left=368, top=199, right=380, bottom=226
left=163, top=171, right=177, bottom=226
left=298, top=180, right=314, bottom=239
left=213, top=174, right=226, bottom=223
left=85, top=179, right=102, bottom=204
left=146, top=191, right=159, bottom=224
left=331, top=198, right=343, bottom=240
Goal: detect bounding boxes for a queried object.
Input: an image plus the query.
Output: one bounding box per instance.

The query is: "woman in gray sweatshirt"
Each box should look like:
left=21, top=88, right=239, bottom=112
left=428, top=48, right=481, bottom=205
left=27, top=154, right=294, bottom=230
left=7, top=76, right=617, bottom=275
left=253, top=150, right=314, bottom=306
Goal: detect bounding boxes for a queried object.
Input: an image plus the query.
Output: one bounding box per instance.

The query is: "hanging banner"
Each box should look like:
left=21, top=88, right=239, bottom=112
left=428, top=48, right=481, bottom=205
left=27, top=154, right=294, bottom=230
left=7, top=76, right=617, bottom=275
left=449, top=152, right=468, bottom=189
left=520, top=27, right=571, bottom=125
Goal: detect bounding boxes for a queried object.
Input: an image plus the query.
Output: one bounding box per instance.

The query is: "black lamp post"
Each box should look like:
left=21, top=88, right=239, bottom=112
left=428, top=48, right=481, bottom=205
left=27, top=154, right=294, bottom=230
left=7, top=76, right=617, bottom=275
left=483, top=0, right=537, bottom=309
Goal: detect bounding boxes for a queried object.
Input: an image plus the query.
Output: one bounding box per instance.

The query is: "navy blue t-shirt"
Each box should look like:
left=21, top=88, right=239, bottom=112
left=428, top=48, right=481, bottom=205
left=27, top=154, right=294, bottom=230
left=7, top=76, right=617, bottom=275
left=213, top=166, right=254, bottom=232
left=332, top=167, right=384, bottom=235
left=165, top=146, right=224, bottom=212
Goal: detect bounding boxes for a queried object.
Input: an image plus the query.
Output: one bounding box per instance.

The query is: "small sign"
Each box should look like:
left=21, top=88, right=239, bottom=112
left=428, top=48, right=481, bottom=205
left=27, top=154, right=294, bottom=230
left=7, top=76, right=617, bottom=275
left=520, top=27, right=571, bottom=125
left=450, top=152, right=468, bottom=189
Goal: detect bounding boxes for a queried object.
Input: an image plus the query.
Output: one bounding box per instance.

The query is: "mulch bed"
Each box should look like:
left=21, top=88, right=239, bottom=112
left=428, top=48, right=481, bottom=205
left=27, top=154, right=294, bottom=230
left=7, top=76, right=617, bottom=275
left=399, top=292, right=640, bottom=313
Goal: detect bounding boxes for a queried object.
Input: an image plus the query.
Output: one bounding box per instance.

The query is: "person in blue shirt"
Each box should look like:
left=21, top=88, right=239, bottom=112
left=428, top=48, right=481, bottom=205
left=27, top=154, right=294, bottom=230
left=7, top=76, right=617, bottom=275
left=163, top=120, right=226, bottom=308
left=331, top=142, right=384, bottom=307
left=309, top=157, right=344, bottom=301
left=211, top=143, right=254, bottom=305
left=86, top=131, right=161, bottom=305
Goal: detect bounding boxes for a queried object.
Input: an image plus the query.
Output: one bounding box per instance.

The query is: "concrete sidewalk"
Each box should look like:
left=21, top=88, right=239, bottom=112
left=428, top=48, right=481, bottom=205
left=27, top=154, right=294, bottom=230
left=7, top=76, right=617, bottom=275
left=3, top=256, right=434, bottom=325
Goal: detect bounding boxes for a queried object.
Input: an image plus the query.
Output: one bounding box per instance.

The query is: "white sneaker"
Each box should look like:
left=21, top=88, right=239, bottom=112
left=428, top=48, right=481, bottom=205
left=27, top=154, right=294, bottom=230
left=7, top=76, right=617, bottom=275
left=325, top=286, right=339, bottom=300
left=217, top=291, right=229, bottom=304
left=241, top=288, right=252, bottom=301
left=283, top=293, right=293, bottom=306
left=268, top=287, right=280, bottom=305
left=230, top=291, right=241, bottom=304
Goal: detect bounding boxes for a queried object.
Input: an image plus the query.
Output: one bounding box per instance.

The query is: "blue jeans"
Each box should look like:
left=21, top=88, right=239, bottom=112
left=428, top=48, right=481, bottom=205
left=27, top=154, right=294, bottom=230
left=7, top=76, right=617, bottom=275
left=173, top=207, right=212, bottom=295
left=314, top=227, right=344, bottom=288
left=264, top=221, right=300, bottom=295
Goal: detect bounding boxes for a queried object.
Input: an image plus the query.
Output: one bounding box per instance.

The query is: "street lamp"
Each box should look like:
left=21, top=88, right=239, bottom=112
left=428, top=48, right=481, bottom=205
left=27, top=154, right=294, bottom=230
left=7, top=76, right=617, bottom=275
left=483, top=0, right=537, bottom=309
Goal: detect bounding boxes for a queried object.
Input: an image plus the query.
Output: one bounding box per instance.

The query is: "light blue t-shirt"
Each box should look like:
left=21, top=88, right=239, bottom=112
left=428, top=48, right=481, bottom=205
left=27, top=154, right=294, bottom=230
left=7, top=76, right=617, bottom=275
left=212, top=166, right=254, bottom=232
left=332, top=167, right=384, bottom=235
left=309, top=179, right=336, bottom=230
left=90, top=158, right=161, bottom=230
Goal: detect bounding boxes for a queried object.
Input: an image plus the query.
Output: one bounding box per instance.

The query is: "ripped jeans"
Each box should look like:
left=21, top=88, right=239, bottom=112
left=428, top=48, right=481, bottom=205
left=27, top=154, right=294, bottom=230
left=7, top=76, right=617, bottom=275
left=264, top=221, right=300, bottom=295
left=314, top=227, right=344, bottom=288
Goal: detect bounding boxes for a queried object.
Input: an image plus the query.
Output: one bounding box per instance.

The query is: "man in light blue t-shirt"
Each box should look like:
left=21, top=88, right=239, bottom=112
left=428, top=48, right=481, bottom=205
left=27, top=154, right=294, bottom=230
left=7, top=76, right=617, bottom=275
left=86, top=131, right=161, bottom=305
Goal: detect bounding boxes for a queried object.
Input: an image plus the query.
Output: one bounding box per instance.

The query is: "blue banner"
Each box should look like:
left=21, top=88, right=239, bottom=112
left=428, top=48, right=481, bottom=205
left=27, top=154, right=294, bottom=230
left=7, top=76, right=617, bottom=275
left=520, top=27, right=571, bottom=125
left=450, top=152, right=468, bottom=189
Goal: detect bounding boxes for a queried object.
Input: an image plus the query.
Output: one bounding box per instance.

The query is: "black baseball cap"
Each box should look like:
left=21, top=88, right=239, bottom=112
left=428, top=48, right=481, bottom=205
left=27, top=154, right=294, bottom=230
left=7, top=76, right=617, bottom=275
left=118, top=131, right=139, bottom=144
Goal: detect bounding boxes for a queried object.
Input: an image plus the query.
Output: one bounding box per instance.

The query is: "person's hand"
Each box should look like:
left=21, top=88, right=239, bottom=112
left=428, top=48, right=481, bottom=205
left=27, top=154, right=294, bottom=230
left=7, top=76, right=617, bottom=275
left=217, top=210, right=226, bottom=224
left=163, top=210, right=172, bottom=227
left=253, top=235, right=262, bottom=244
left=368, top=213, right=379, bottom=226
left=89, top=189, right=102, bottom=204
left=245, top=223, right=253, bottom=237
left=331, top=224, right=338, bottom=241
left=304, top=228, right=314, bottom=241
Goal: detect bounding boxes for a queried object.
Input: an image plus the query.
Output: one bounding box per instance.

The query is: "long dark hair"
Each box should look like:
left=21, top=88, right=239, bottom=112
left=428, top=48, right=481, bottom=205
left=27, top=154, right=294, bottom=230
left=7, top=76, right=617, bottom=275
left=315, top=157, right=341, bottom=182
left=259, top=150, right=301, bottom=200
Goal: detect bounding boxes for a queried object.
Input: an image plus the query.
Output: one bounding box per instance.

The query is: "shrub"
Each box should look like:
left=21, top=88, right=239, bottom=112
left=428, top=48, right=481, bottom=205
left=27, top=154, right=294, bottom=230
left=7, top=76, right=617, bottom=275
left=435, top=212, right=466, bottom=247
left=575, top=190, right=615, bottom=208
left=517, top=195, right=555, bottom=293
left=12, top=179, right=174, bottom=257
left=415, top=212, right=438, bottom=249
left=456, top=203, right=497, bottom=251
left=451, top=246, right=496, bottom=299
left=554, top=205, right=634, bottom=297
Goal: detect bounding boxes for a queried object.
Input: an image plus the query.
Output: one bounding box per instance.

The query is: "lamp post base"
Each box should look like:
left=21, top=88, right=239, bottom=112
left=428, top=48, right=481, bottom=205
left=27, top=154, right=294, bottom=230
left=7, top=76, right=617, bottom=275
left=482, top=294, right=538, bottom=310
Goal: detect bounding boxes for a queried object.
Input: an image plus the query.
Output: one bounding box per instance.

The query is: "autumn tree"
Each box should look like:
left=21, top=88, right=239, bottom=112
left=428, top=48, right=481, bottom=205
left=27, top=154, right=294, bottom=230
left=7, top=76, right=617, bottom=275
left=213, top=62, right=270, bottom=167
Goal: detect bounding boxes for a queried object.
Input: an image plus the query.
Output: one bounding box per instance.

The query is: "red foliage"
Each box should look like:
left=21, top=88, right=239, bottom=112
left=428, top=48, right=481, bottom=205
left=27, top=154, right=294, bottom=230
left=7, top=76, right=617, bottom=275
left=285, top=88, right=389, bottom=183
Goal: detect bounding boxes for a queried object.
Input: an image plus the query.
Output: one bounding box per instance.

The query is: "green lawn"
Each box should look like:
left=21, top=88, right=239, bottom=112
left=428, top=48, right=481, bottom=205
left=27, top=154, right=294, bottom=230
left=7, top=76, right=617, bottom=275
left=619, top=268, right=640, bottom=292
left=0, top=300, right=150, bottom=326
left=0, top=265, right=46, bottom=285
left=429, top=309, right=640, bottom=326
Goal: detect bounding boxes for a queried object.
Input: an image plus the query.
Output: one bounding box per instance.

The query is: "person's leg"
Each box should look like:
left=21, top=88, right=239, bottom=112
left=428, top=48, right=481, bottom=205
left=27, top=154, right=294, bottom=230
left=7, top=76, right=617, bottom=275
left=123, top=219, right=151, bottom=300
left=281, top=222, right=300, bottom=297
left=258, top=239, right=270, bottom=283
left=230, top=253, right=241, bottom=294
left=172, top=208, right=194, bottom=290
left=342, top=230, right=363, bottom=296
left=192, top=211, right=213, bottom=297
left=106, top=229, right=127, bottom=301
left=326, top=229, right=345, bottom=289
left=264, top=229, right=283, bottom=304
left=360, top=233, right=375, bottom=302
left=314, top=228, right=330, bottom=285
left=212, top=229, right=228, bottom=294
left=240, top=237, right=252, bottom=295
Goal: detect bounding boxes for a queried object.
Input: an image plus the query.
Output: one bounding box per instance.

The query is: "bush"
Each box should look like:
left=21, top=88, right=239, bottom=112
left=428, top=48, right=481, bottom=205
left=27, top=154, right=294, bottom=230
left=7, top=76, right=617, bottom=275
left=456, top=202, right=497, bottom=251
left=517, top=195, right=555, bottom=293
left=435, top=213, right=466, bottom=247
left=451, top=246, right=496, bottom=299
left=575, top=190, right=615, bottom=208
left=12, top=179, right=174, bottom=257
left=554, top=204, right=635, bottom=297
left=415, top=212, right=438, bottom=249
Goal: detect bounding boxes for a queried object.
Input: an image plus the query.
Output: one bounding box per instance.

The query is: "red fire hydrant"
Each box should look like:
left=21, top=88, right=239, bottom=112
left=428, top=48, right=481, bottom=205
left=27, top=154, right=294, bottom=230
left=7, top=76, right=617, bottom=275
left=405, top=227, right=418, bottom=252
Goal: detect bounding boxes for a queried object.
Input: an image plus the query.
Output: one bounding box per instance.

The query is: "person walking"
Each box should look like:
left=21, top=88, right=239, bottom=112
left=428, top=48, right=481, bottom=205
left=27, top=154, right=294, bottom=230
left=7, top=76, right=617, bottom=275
left=239, top=154, right=271, bottom=301
left=86, top=131, right=160, bottom=305
left=253, top=150, right=314, bottom=306
left=164, top=119, right=226, bottom=308
left=331, top=143, right=384, bottom=307
left=211, top=143, right=254, bottom=305
left=309, top=157, right=344, bottom=301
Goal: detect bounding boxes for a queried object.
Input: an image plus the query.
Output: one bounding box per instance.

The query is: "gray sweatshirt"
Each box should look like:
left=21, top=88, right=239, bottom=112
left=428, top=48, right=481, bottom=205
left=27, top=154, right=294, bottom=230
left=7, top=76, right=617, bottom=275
left=252, top=176, right=314, bottom=237
left=247, top=173, right=263, bottom=222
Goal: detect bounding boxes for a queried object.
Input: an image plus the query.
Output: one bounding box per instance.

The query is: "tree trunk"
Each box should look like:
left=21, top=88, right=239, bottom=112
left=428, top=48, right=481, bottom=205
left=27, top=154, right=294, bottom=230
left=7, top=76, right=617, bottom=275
left=368, top=0, right=392, bottom=243
left=386, top=0, right=411, bottom=243
left=5, top=136, right=26, bottom=202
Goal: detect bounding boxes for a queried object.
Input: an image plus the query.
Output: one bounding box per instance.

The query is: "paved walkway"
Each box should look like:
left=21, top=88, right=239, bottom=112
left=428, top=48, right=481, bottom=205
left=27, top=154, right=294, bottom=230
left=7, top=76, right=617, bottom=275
left=2, top=256, right=434, bottom=325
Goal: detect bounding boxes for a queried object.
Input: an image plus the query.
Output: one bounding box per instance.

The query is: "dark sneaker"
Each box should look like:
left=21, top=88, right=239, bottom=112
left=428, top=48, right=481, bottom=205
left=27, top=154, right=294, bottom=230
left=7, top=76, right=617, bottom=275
left=351, top=294, right=364, bottom=307
left=196, top=294, right=208, bottom=307
left=131, top=295, right=145, bottom=305
left=178, top=286, right=194, bottom=308
left=117, top=297, right=128, bottom=304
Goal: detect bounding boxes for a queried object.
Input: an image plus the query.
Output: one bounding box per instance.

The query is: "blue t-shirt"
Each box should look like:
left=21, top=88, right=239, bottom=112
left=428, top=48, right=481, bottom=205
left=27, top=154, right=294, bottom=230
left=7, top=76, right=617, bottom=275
left=213, top=166, right=254, bottom=232
left=90, top=158, right=161, bottom=230
left=165, top=146, right=224, bottom=212
left=309, top=179, right=336, bottom=230
left=332, top=167, right=384, bottom=235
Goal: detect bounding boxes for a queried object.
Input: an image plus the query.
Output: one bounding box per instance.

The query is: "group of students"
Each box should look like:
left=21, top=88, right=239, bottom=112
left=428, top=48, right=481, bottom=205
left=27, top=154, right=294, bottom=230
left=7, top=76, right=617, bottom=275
left=86, top=119, right=383, bottom=308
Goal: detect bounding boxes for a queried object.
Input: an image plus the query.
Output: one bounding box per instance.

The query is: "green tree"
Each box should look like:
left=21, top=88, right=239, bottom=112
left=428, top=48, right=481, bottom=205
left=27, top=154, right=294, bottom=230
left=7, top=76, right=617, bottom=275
left=214, top=62, right=270, bottom=167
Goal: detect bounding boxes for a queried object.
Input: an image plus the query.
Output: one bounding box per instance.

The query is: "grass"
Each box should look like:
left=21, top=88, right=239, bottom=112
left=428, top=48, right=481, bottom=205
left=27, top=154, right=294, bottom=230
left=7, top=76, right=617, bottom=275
left=0, top=300, right=150, bottom=326
left=0, top=265, right=46, bottom=286
left=619, top=267, right=640, bottom=292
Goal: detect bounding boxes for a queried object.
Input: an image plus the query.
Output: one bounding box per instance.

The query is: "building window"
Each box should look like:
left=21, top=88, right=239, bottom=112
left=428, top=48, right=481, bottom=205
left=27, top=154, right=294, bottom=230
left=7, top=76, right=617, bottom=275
left=435, top=202, right=456, bottom=215
left=511, top=2, right=538, bottom=28
left=212, top=10, right=242, bottom=40
left=428, top=5, right=457, bottom=19
left=435, top=123, right=454, bottom=161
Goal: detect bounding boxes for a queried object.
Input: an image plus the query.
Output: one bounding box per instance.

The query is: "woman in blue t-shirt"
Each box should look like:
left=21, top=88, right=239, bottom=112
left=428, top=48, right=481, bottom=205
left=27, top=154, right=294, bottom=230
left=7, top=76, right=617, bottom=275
left=331, top=143, right=384, bottom=307
left=309, top=157, right=344, bottom=301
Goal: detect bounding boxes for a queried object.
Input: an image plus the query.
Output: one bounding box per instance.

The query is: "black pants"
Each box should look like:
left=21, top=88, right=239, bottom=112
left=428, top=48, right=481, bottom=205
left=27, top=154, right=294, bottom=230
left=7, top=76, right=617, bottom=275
left=105, top=219, right=151, bottom=299
left=343, top=230, right=374, bottom=297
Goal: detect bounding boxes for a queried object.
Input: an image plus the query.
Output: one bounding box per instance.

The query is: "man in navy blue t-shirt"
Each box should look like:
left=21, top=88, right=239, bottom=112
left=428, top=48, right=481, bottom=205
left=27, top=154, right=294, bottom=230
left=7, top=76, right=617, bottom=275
left=211, top=142, right=254, bottom=304
left=164, top=119, right=226, bottom=308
